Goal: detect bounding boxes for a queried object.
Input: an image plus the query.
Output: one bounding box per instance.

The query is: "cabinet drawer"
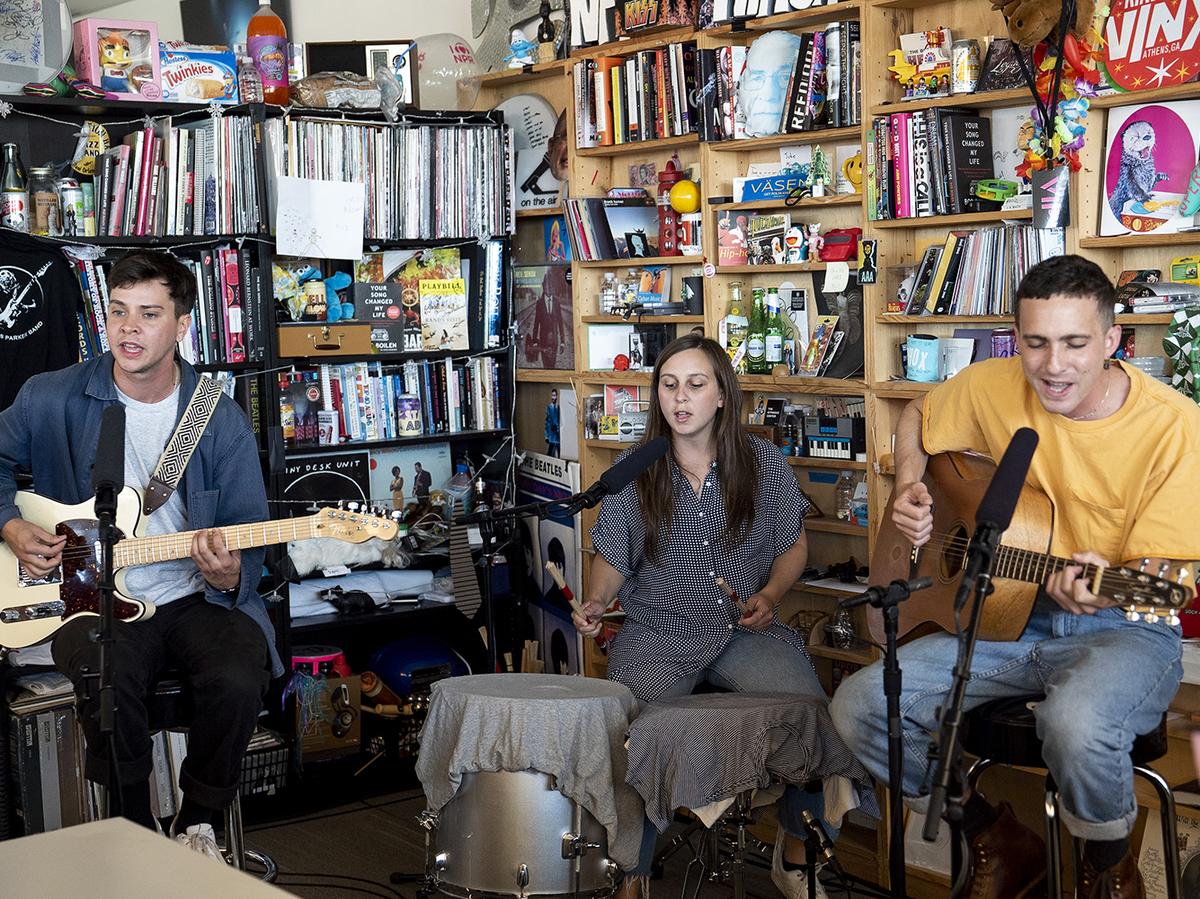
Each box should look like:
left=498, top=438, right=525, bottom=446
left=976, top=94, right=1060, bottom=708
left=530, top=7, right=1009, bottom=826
left=277, top=323, right=375, bottom=357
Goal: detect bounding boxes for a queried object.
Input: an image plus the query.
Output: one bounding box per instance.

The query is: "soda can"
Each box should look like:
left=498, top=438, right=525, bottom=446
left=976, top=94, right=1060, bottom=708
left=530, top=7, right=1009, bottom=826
left=952, top=39, right=981, bottom=94
left=57, top=178, right=85, bottom=238
left=991, top=327, right=1016, bottom=358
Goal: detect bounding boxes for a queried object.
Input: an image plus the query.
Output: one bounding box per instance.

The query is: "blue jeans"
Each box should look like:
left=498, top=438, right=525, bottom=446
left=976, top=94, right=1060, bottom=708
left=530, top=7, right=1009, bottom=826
left=830, top=603, right=1182, bottom=841
left=627, top=629, right=830, bottom=874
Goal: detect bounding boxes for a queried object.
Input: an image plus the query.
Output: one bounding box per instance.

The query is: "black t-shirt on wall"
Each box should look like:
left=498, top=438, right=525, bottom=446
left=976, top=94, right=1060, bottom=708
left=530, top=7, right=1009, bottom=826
left=0, top=230, right=81, bottom=412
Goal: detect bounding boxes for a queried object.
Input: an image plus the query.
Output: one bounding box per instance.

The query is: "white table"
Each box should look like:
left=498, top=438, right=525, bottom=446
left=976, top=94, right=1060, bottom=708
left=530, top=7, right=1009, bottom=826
left=0, top=817, right=291, bottom=897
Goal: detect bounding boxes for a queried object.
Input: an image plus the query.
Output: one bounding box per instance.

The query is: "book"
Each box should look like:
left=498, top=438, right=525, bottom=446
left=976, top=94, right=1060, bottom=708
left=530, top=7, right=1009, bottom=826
left=545, top=215, right=572, bottom=263
left=745, top=213, right=791, bottom=265
left=418, top=278, right=469, bottom=351
left=812, top=273, right=865, bottom=379
left=945, top=114, right=995, bottom=214
left=906, top=244, right=943, bottom=314
left=717, top=211, right=750, bottom=266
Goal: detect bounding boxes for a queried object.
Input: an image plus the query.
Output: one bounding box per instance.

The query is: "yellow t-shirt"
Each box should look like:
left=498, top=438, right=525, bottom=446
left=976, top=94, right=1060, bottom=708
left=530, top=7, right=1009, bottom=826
left=922, top=357, right=1200, bottom=564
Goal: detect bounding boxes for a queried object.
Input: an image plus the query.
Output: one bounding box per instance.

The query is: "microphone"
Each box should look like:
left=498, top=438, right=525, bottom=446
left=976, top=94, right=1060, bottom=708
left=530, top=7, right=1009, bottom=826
left=800, top=810, right=845, bottom=881
left=839, top=576, right=932, bottom=611
left=92, top=404, right=126, bottom=518
left=974, top=427, right=1039, bottom=531
left=580, top=436, right=669, bottom=507
left=954, top=427, right=1039, bottom=610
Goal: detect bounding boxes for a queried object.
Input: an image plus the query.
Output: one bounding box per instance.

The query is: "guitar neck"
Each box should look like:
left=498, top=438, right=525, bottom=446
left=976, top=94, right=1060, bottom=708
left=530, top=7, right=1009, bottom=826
left=114, top=517, right=321, bottom=568
left=995, top=545, right=1103, bottom=591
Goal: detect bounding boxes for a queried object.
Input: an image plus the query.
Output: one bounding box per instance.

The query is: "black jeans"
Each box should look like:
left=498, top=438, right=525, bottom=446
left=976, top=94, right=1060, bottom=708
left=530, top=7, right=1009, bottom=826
left=52, top=593, right=271, bottom=810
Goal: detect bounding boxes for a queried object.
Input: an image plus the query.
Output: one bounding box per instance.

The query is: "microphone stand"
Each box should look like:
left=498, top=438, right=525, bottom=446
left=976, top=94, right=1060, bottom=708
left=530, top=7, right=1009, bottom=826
left=90, top=481, right=122, bottom=818
left=840, top=576, right=931, bottom=899
left=921, top=522, right=1002, bottom=898
left=456, top=489, right=596, bottom=674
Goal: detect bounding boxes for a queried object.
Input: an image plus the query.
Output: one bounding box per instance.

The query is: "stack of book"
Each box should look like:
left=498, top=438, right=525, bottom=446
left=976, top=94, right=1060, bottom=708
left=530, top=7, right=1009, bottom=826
left=562, top=196, right=659, bottom=261
left=867, top=109, right=994, bottom=220
left=573, top=42, right=697, bottom=148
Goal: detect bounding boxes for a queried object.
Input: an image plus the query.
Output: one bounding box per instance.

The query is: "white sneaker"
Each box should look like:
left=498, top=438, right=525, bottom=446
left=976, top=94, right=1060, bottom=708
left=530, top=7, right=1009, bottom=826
left=174, top=823, right=225, bottom=862
left=770, top=827, right=827, bottom=899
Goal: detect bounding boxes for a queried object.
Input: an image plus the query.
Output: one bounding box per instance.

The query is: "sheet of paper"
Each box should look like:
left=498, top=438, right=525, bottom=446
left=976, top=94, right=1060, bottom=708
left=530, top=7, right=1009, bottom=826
left=823, top=261, right=850, bottom=293
left=275, top=176, right=365, bottom=261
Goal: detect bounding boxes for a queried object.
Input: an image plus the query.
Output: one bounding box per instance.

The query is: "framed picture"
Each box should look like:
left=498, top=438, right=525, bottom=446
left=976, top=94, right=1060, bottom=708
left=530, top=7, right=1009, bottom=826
left=365, top=41, right=418, bottom=105
left=626, top=232, right=650, bottom=258
left=305, top=39, right=419, bottom=106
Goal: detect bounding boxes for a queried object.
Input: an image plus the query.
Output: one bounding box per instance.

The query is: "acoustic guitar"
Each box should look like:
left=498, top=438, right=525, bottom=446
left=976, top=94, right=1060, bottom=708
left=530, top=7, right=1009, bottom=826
left=868, top=452, right=1191, bottom=644
left=0, top=488, right=398, bottom=649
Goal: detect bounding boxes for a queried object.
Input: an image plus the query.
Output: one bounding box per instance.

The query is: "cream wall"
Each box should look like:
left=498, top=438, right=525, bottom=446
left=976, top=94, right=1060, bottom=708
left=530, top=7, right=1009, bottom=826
left=78, top=0, right=475, bottom=45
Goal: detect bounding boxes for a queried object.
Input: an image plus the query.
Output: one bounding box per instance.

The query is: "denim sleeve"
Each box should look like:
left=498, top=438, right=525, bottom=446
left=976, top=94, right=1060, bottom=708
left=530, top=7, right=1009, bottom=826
left=206, top=425, right=269, bottom=610
left=0, top=383, right=33, bottom=535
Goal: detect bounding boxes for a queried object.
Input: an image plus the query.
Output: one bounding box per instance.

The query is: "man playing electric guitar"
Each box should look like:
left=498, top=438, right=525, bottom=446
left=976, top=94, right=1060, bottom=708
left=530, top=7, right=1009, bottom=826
left=831, top=256, right=1200, bottom=899
left=0, top=250, right=281, bottom=858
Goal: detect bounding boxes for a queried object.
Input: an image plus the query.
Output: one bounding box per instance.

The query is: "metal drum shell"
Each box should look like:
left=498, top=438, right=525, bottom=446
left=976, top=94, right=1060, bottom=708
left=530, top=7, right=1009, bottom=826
left=433, top=769, right=614, bottom=896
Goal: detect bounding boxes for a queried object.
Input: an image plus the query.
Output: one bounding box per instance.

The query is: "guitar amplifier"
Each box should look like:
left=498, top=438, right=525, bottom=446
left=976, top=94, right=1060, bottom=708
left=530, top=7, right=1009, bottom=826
left=8, top=693, right=93, bottom=834
left=803, top=416, right=867, bottom=461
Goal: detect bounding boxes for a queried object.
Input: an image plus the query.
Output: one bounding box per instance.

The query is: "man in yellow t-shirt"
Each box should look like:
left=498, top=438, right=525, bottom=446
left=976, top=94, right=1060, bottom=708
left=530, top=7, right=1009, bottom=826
left=832, top=256, right=1200, bottom=899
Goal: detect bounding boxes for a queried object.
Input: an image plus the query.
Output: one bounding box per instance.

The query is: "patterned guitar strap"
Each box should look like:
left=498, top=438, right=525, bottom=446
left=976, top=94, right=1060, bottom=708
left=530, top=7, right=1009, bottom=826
left=142, top=376, right=225, bottom=515
left=1162, top=306, right=1200, bottom=405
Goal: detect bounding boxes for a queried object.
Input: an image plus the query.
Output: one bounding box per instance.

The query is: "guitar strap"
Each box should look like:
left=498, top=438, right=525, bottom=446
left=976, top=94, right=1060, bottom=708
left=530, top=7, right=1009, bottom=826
left=142, top=376, right=225, bottom=515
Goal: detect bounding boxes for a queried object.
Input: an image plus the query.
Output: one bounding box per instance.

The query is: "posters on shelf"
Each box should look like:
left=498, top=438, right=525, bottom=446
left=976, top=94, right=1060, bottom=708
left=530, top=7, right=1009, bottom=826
left=520, top=384, right=579, bottom=462
left=367, top=443, right=452, bottom=511
left=1099, top=101, right=1200, bottom=237
left=496, top=94, right=568, bottom=213
left=513, top=264, right=574, bottom=370
left=281, top=451, right=371, bottom=510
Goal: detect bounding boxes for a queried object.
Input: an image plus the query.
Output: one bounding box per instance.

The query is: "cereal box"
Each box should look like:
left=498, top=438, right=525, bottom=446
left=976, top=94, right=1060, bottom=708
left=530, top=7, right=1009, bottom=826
left=159, top=42, right=239, bottom=104
left=73, top=18, right=162, bottom=102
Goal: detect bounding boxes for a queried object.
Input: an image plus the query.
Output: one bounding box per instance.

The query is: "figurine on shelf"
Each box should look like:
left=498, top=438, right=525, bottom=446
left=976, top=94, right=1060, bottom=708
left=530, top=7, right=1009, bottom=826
left=805, top=223, right=824, bottom=260
left=784, top=226, right=805, bottom=264
left=504, top=29, right=537, bottom=68
left=771, top=236, right=786, bottom=265
left=536, top=1, right=557, bottom=64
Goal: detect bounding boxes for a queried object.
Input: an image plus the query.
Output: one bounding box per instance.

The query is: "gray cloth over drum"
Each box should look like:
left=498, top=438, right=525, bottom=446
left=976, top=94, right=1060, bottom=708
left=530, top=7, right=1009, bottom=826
left=626, top=692, right=880, bottom=832
left=416, top=673, right=644, bottom=870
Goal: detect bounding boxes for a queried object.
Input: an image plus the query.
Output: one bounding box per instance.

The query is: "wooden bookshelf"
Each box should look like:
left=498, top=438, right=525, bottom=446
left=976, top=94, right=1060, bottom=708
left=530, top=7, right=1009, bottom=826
left=516, top=369, right=575, bottom=383
left=710, top=194, right=861, bottom=213
left=580, top=314, right=705, bottom=324
left=870, top=208, right=1033, bottom=228
left=516, top=205, right=563, bottom=219
left=575, top=133, right=698, bottom=157
left=575, top=254, right=704, bottom=267
left=788, top=457, right=869, bottom=471
left=707, top=125, right=862, bottom=153
left=716, top=263, right=856, bottom=273
left=705, top=0, right=864, bottom=35
left=869, top=87, right=1028, bottom=115
left=1078, top=232, right=1200, bottom=249
left=806, top=519, right=870, bottom=537
left=475, top=59, right=568, bottom=87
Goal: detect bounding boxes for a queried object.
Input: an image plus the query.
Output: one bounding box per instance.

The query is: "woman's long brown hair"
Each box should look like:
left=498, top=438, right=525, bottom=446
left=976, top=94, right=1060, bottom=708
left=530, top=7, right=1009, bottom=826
left=636, top=335, right=757, bottom=560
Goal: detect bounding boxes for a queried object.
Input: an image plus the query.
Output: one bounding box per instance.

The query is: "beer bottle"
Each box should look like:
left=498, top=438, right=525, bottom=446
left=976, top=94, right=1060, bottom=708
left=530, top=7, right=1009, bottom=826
left=1, top=143, right=29, bottom=232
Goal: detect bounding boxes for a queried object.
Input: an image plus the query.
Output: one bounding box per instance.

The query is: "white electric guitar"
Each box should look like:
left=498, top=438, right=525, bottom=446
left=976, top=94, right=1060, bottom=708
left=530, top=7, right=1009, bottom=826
left=0, top=488, right=398, bottom=649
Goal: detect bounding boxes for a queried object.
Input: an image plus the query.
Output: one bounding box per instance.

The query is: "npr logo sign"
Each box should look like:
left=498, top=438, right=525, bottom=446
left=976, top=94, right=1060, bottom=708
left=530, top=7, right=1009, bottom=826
left=711, top=0, right=837, bottom=23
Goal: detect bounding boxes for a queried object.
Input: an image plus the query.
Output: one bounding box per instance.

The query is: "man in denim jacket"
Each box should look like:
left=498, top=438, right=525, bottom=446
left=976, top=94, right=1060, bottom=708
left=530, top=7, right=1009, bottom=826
left=0, top=250, right=280, bottom=857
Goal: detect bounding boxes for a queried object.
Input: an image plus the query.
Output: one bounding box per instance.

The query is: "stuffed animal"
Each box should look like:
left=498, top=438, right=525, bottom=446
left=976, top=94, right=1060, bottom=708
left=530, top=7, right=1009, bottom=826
left=991, top=0, right=1095, bottom=47
left=1108, top=120, right=1168, bottom=220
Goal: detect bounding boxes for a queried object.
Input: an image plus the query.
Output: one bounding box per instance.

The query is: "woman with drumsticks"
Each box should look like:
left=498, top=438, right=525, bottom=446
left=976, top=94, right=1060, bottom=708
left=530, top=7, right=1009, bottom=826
left=573, top=335, right=835, bottom=899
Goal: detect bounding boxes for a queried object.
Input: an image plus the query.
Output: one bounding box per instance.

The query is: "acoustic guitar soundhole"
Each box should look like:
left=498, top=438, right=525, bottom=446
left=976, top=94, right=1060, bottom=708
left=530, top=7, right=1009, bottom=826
left=938, top=524, right=969, bottom=581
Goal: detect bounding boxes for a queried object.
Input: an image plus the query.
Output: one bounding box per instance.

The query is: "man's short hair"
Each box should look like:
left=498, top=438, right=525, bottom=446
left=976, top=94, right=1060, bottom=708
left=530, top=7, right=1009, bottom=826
left=1014, top=255, right=1115, bottom=330
left=107, top=250, right=197, bottom=317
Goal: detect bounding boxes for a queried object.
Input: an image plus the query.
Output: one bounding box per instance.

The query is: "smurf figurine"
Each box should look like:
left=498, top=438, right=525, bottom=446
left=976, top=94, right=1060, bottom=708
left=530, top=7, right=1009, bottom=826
left=805, top=223, right=824, bottom=260
left=505, top=29, right=537, bottom=68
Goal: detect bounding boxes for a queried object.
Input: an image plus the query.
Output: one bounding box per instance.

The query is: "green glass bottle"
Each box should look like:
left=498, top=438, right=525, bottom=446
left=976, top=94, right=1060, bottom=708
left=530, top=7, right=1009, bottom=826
left=747, top=287, right=767, bottom=374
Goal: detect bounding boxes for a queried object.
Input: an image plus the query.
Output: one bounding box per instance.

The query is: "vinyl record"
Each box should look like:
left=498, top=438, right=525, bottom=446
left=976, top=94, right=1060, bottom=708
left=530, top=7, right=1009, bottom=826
left=0, top=0, right=73, bottom=94
left=494, top=92, right=557, bottom=151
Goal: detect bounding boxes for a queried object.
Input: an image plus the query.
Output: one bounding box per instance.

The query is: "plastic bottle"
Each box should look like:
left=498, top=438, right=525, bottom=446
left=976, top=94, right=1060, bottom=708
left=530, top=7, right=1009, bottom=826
left=835, top=470, right=855, bottom=521
left=247, top=2, right=289, bottom=105
left=600, top=272, right=618, bottom=314
left=237, top=55, right=264, bottom=104
left=445, top=463, right=475, bottom=515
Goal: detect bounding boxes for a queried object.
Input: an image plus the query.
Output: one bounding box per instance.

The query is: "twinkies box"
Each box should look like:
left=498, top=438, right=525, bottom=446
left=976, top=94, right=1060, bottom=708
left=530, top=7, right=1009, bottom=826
left=159, top=41, right=239, bottom=104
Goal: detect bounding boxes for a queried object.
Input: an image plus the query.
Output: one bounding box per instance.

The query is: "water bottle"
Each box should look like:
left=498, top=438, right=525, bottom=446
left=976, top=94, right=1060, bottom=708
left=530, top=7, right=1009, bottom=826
left=445, top=463, right=475, bottom=516
left=835, top=470, right=855, bottom=521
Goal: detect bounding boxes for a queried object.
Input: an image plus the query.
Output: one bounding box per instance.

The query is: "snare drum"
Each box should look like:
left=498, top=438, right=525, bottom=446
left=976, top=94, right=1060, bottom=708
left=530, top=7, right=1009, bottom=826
left=415, top=673, right=643, bottom=898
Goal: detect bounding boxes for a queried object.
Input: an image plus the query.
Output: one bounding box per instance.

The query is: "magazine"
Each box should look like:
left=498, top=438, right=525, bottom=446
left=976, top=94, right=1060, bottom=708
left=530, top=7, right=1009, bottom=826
left=418, top=278, right=469, bottom=350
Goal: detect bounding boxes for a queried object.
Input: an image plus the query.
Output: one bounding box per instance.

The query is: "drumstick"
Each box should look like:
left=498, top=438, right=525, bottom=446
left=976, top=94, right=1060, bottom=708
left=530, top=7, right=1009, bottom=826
left=548, top=561, right=610, bottom=650
left=715, top=576, right=749, bottom=616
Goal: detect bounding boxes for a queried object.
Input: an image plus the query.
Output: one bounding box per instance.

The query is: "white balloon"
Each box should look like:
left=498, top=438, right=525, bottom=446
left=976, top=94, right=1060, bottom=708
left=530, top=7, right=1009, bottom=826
left=415, top=33, right=482, bottom=110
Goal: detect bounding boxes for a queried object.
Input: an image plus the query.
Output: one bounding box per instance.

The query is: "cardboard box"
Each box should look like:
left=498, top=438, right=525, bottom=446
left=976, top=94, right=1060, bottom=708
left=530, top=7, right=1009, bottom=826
left=74, top=18, right=162, bottom=101
left=295, top=676, right=361, bottom=762
left=159, top=41, right=238, bottom=104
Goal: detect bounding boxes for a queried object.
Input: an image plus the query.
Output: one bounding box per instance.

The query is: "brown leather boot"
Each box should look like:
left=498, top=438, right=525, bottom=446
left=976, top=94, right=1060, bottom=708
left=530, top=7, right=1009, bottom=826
left=963, top=801, right=1047, bottom=899
left=1077, top=848, right=1145, bottom=899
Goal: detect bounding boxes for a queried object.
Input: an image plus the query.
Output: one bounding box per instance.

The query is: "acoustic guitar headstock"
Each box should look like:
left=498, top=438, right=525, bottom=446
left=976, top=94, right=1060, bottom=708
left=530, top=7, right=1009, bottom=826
left=1105, top=560, right=1192, bottom=626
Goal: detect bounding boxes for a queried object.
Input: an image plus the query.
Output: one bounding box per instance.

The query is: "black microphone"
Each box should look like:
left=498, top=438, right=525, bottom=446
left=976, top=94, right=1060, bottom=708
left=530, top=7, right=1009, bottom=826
left=953, top=427, right=1039, bottom=610
left=92, top=404, right=126, bottom=514
left=800, top=810, right=845, bottom=881
left=839, top=576, right=933, bottom=611
left=580, top=436, right=669, bottom=507
left=974, top=427, right=1039, bottom=531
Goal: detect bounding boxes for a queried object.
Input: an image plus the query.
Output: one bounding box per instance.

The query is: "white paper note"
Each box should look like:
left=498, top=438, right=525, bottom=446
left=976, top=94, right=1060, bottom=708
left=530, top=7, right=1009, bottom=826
left=823, top=262, right=850, bottom=293
left=275, top=176, right=365, bottom=261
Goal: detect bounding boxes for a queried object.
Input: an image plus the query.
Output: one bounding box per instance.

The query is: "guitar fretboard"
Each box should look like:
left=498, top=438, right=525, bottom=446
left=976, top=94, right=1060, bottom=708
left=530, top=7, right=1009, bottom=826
left=114, top=517, right=321, bottom=568
left=993, top=545, right=1100, bottom=587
